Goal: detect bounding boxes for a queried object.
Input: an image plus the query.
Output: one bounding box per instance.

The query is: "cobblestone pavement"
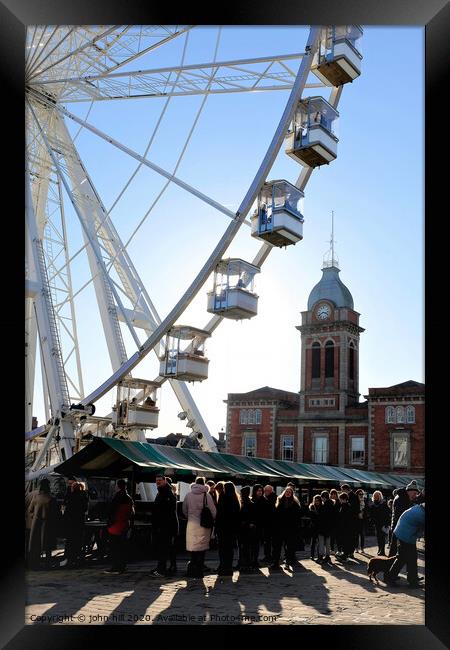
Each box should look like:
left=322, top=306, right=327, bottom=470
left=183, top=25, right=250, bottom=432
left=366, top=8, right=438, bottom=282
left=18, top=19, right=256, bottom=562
left=25, top=537, right=425, bottom=626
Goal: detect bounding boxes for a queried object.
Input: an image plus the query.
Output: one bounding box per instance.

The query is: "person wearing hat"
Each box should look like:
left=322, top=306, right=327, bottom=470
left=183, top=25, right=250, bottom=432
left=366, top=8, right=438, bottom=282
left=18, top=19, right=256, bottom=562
left=388, top=480, right=420, bottom=557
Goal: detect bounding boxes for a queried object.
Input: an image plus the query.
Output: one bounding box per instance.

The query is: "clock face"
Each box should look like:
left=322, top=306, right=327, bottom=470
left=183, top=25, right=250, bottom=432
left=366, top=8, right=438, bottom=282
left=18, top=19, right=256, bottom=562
left=316, top=303, right=331, bottom=320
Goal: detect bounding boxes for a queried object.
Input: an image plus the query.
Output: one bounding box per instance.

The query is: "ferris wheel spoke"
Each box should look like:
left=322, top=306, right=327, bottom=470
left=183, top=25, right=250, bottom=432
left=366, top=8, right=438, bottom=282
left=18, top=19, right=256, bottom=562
left=26, top=25, right=63, bottom=78
left=53, top=102, right=236, bottom=220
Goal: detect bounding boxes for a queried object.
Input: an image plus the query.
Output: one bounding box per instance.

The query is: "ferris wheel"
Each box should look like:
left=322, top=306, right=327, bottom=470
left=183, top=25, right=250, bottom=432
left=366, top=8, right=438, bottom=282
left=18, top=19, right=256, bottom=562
left=25, top=25, right=363, bottom=478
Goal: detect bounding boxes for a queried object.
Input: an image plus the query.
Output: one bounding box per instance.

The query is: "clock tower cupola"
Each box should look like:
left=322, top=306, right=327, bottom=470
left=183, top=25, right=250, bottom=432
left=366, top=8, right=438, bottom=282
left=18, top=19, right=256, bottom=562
left=297, top=214, right=364, bottom=414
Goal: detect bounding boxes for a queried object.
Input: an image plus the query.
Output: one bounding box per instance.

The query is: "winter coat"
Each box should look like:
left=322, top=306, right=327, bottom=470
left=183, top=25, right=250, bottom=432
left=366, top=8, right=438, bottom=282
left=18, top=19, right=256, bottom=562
left=239, top=497, right=256, bottom=530
left=215, top=493, right=241, bottom=535
left=107, top=489, right=134, bottom=536
left=329, top=499, right=340, bottom=530
left=316, top=498, right=335, bottom=536
left=25, top=489, right=39, bottom=530
left=252, top=496, right=267, bottom=530
left=63, top=488, right=88, bottom=530
left=391, top=488, right=414, bottom=529
left=336, top=502, right=354, bottom=546
left=152, top=484, right=178, bottom=535
left=274, top=497, right=301, bottom=534
left=28, top=491, right=59, bottom=553
left=369, top=499, right=391, bottom=529
left=394, top=503, right=425, bottom=545
left=182, top=484, right=217, bottom=552
left=308, top=505, right=319, bottom=536
left=263, top=492, right=277, bottom=526
left=347, top=490, right=360, bottom=519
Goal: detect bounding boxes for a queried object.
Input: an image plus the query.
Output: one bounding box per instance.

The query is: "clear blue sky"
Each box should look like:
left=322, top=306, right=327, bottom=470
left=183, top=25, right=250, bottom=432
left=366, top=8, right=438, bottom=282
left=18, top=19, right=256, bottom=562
left=33, top=26, right=424, bottom=439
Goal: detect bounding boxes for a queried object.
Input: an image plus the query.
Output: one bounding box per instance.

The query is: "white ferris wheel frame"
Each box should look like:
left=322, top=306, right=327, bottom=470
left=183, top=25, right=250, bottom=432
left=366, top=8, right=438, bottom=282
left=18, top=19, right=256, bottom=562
left=25, top=25, right=348, bottom=474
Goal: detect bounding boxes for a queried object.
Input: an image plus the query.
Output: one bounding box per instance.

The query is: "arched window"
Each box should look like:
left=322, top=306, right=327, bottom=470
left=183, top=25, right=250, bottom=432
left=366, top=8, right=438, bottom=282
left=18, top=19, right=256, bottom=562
left=248, top=409, right=255, bottom=424
left=239, top=410, right=248, bottom=425
left=349, top=342, right=355, bottom=380
left=396, top=406, right=405, bottom=423
left=255, top=409, right=262, bottom=424
left=325, top=340, right=334, bottom=377
left=385, top=406, right=395, bottom=423
left=312, top=342, right=321, bottom=379
left=406, top=405, right=415, bottom=423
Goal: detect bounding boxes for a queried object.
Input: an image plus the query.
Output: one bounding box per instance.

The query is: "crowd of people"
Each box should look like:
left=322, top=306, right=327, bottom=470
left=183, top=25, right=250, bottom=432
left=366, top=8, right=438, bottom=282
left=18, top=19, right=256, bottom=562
left=25, top=474, right=425, bottom=588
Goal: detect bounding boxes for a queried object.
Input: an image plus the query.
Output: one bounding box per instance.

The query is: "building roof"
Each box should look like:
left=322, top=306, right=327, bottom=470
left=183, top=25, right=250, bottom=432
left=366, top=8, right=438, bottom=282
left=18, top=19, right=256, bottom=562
left=366, top=380, right=425, bottom=398
left=226, top=386, right=299, bottom=402
left=307, top=265, right=354, bottom=310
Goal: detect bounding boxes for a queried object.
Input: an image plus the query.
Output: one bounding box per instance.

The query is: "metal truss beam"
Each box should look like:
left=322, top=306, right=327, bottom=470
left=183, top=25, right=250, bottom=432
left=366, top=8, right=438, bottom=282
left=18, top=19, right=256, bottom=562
left=30, top=52, right=325, bottom=102
left=27, top=26, right=194, bottom=86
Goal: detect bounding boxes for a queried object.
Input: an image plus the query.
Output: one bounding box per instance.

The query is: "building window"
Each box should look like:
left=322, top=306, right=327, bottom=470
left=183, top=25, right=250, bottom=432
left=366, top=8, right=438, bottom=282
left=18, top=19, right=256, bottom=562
left=350, top=437, right=365, bottom=465
left=281, top=435, right=294, bottom=461
left=325, top=341, right=334, bottom=377
left=255, top=409, right=262, bottom=424
left=247, top=409, right=255, bottom=424
left=313, top=436, right=328, bottom=464
left=406, top=406, right=415, bottom=423
left=243, top=434, right=256, bottom=457
left=393, top=434, right=409, bottom=468
left=385, top=406, right=395, bottom=423
left=312, top=342, right=321, bottom=379
left=396, top=406, right=405, bottom=423
left=349, top=343, right=355, bottom=380
left=239, top=410, right=248, bottom=425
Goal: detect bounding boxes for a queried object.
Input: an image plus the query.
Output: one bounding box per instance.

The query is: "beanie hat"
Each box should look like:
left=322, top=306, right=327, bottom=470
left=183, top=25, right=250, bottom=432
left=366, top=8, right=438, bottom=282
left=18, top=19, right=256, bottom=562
left=406, top=481, right=419, bottom=492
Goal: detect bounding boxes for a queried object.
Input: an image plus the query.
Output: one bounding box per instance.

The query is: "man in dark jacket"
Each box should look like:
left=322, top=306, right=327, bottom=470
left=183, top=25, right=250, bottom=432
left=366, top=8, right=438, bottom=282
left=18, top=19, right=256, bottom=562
left=340, top=484, right=359, bottom=557
left=61, top=476, right=88, bottom=567
left=150, top=474, right=179, bottom=577
left=388, top=481, right=420, bottom=557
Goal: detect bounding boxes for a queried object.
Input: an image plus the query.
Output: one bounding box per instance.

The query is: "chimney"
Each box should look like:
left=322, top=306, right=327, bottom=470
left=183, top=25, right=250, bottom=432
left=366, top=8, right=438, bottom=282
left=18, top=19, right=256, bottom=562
left=218, top=428, right=225, bottom=443
left=32, top=416, right=38, bottom=429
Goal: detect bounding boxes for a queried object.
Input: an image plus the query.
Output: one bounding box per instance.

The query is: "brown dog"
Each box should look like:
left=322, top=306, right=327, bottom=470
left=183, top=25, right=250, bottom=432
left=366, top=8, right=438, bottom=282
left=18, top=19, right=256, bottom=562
left=367, top=556, right=396, bottom=584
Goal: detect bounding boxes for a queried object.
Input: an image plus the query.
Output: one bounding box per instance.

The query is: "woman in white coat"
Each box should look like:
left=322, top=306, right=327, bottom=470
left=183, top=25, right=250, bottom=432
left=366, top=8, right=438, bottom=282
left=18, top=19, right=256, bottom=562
left=182, top=477, right=217, bottom=578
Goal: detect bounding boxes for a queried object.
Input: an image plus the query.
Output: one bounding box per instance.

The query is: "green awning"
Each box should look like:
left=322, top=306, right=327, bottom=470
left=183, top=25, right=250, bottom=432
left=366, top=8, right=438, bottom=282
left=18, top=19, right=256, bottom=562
left=53, top=437, right=422, bottom=490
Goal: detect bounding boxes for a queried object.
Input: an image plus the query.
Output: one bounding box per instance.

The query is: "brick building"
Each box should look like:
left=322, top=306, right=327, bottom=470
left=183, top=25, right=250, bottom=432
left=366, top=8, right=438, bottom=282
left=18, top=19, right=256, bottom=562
left=225, top=257, right=424, bottom=476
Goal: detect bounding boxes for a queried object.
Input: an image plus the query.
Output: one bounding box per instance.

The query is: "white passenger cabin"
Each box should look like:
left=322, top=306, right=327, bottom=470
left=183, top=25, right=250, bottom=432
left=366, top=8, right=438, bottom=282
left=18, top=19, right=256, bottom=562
left=112, top=378, right=160, bottom=430
left=159, top=326, right=210, bottom=382
left=312, top=26, right=363, bottom=86
left=286, top=96, right=339, bottom=168
left=207, top=258, right=260, bottom=320
left=251, top=180, right=304, bottom=247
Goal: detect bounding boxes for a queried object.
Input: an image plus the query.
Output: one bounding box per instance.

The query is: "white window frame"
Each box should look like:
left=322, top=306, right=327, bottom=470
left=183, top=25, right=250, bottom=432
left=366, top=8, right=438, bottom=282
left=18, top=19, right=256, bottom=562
left=255, top=409, right=262, bottom=424
left=350, top=437, right=365, bottom=465
left=239, top=409, right=248, bottom=425
left=313, top=436, right=328, bottom=464
left=396, top=405, right=405, bottom=423
left=243, top=434, right=256, bottom=457
left=385, top=406, right=395, bottom=423
left=406, top=405, right=415, bottom=423
left=248, top=409, right=255, bottom=424
left=281, top=435, right=295, bottom=461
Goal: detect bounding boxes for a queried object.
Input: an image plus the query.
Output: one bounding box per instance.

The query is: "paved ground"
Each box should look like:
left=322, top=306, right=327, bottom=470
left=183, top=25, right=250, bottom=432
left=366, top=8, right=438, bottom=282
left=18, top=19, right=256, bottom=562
left=25, top=537, right=425, bottom=626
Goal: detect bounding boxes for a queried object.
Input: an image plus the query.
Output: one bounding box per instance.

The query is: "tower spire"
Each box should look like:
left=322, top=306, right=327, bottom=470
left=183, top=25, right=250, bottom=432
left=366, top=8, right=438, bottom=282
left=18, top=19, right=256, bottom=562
left=322, top=210, right=340, bottom=269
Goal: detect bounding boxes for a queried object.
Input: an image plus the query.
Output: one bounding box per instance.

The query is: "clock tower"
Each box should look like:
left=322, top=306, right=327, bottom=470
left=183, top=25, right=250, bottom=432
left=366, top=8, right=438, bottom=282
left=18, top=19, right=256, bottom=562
left=297, top=220, right=364, bottom=415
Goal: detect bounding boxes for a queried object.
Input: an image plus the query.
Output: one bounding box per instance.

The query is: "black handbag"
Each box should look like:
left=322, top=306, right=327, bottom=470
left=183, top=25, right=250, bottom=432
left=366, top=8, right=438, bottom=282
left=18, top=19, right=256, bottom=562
left=200, top=493, right=214, bottom=529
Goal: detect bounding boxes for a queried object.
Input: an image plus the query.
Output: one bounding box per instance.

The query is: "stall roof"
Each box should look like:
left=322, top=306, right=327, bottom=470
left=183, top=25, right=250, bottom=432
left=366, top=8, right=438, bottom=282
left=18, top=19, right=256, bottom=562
left=53, top=438, right=423, bottom=489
